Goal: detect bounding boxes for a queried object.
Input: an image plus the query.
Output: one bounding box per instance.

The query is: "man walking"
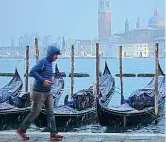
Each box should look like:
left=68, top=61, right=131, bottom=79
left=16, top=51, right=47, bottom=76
left=16, top=45, right=63, bottom=141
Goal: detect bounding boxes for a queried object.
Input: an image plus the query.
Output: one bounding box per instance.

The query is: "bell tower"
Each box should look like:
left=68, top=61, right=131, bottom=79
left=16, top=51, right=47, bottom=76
left=98, top=0, right=111, bottom=41
left=125, top=18, right=129, bottom=33
left=136, top=18, right=140, bottom=28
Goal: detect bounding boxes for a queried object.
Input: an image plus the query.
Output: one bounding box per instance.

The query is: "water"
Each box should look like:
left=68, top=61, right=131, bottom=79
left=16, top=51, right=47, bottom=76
left=0, top=57, right=165, bottom=133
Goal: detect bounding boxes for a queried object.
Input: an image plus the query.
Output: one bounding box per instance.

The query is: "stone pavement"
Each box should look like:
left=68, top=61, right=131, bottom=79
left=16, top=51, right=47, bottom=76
left=0, top=132, right=165, bottom=142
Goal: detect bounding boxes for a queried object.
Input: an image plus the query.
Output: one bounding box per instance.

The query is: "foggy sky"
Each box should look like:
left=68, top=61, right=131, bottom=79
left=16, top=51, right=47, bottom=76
left=0, top=0, right=165, bottom=45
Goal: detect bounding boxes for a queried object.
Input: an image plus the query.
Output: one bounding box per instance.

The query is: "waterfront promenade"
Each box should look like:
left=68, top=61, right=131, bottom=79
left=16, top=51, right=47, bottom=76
left=0, top=132, right=165, bottom=142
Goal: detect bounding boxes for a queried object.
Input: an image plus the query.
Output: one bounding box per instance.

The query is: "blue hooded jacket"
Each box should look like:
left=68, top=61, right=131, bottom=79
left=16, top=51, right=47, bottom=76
left=30, top=45, right=60, bottom=92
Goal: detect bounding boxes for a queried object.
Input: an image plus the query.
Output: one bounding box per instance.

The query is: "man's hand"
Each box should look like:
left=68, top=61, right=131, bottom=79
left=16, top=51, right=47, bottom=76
left=43, top=80, right=52, bottom=86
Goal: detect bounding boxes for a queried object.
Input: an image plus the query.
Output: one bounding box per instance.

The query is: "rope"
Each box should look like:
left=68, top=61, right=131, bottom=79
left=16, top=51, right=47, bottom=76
left=115, top=89, right=129, bottom=97
left=144, top=109, right=157, bottom=119
left=115, top=87, right=121, bottom=90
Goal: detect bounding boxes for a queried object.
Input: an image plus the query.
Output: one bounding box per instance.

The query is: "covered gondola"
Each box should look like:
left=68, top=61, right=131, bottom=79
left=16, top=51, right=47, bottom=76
left=97, top=62, right=165, bottom=127
left=51, top=64, right=65, bottom=106
left=0, top=69, right=23, bottom=103
left=34, top=61, right=115, bottom=130
left=0, top=65, right=64, bottom=130
left=0, top=69, right=29, bottom=130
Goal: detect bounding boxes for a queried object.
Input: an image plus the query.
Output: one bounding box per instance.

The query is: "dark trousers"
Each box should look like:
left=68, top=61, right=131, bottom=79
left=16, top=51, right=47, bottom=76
left=19, top=90, right=57, bottom=134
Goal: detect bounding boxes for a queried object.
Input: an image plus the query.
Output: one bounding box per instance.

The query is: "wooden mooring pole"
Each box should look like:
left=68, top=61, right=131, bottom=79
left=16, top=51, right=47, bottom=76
left=25, top=46, right=29, bottom=92
left=95, top=43, right=100, bottom=123
left=96, top=43, right=100, bottom=98
left=155, top=43, right=159, bottom=124
left=119, top=46, right=126, bottom=127
left=71, top=45, right=74, bottom=97
left=35, top=38, right=39, bottom=63
left=119, top=46, right=123, bottom=105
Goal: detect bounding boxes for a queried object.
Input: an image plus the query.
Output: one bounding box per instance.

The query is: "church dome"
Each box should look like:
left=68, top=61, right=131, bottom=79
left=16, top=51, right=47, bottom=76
left=148, top=8, right=165, bottom=29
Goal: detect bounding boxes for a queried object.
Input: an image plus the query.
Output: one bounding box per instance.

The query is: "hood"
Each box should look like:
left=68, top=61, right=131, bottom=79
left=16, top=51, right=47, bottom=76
left=46, top=45, right=61, bottom=62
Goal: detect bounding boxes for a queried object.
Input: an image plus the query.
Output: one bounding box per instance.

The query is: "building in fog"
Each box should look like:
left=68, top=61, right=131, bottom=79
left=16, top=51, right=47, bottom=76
left=108, top=8, right=165, bottom=58
left=98, top=0, right=111, bottom=55
left=98, top=0, right=111, bottom=41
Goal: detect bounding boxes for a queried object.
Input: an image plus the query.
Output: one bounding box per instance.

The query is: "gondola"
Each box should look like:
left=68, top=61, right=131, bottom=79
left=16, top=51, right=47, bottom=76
left=51, top=64, right=65, bottom=106
left=0, top=69, right=23, bottom=103
left=0, top=65, right=64, bottom=130
left=97, top=62, right=165, bottom=127
left=34, top=61, right=115, bottom=131
left=0, top=69, right=28, bottom=130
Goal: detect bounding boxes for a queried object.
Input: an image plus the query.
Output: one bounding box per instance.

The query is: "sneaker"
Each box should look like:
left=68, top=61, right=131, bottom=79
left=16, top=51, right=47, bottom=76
left=50, top=134, right=63, bottom=141
left=16, top=129, right=29, bottom=140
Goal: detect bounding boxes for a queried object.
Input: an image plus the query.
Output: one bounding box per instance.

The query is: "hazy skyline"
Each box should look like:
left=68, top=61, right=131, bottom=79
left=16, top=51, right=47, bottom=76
left=0, top=0, right=165, bottom=45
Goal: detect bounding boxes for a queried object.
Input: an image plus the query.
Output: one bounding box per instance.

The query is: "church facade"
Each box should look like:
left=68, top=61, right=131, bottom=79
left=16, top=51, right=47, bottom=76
left=107, top=8, right=165, bottom=58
